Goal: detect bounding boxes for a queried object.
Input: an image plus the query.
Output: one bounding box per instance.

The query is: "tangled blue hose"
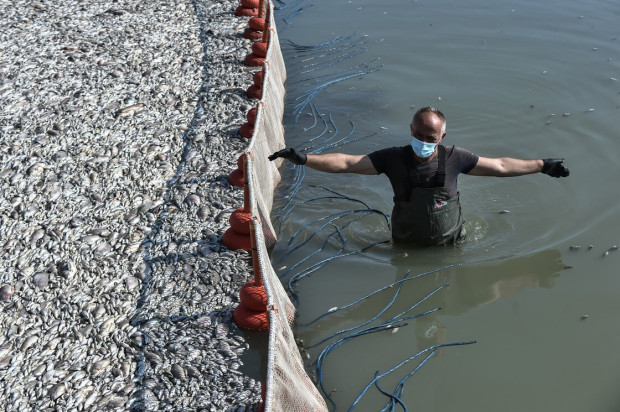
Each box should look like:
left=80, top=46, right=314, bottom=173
left=348, top=341, right=477, bottom=411
left=302, top=264, right=460, bottom=326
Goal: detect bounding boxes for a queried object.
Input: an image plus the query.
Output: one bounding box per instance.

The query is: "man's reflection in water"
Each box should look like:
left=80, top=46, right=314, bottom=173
left=388, top=249, right=565, bottom=349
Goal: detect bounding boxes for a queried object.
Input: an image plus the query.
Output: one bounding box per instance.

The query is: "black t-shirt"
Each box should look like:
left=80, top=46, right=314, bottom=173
left=368, top=145, right=479, bottom=201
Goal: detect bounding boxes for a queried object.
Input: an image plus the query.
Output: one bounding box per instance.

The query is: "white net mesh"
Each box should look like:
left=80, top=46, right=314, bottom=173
left=245, top=3, right=327, bottom=411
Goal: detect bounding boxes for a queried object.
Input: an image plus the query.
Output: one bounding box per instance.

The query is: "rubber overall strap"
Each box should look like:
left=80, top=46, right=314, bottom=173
left=436, top=145, right=446, bottom=187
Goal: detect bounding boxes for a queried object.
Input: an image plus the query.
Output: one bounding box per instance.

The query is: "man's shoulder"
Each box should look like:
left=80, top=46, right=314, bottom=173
left=445, top=144, right=476, bottom=156
left=444, top=145, right=479, bottom=173
left=369, top=145, right=410, bottom=157
left=368, top=145, right=410, bottom=174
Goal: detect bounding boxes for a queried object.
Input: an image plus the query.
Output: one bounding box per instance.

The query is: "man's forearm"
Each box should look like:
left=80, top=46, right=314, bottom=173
left=305, top=153, right=352, bottom=173
left=497, top=158, right=544, bottom=176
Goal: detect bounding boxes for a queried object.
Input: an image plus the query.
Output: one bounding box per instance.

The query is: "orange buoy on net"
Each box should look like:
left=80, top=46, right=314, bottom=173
left=246, top=84, right=262, bottom=99
left=233, top=304, right=268, bottom=331
left=239, top=122, right=254, bottom=139
left=244, top=53, right=265, bottom=67
left=228, top=154, right=246, bottom=187
left=253, top=70, right=264, bottom=87
left=237, top=153, right=245, bottom=169
left=251, top=41, right=268, bottom=58
left=228, top=168, right=244, bottom=187
left=230, top=208, right=252, bottom=234
left=241, top=0, right=259, bottom=8
left=246, top=107, right=257, bottom=125
left=235, top=6, right=258, bottom=16
left=248, top=17, right=266, bottom=31
left=239, top=280, right=268, bottom=311
left=243, top=27, right=263, bottom=41
left=222, top=227, right=251, bottom=251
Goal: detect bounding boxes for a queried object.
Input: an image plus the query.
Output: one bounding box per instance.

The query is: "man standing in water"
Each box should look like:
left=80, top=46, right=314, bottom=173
left=269, top=106, right=570, bottom=245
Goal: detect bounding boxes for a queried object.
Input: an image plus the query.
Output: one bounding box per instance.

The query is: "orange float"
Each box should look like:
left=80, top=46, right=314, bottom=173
left=246, top=107, right=258, bottom=125
left=244, top=53, right=265, bottom=67
left=246, top=84, right=262, bottom=99
left=253, top=70, right=264, bottom=87
left=233, top=304, right=268, bottom=331
left=228, top=168, right=244, bottom=187
left=228, top=154, right=246, bottom=187
left=239, top=280, right=268, bottom=311
left=251, top=41, right=268, bottom=58
left=243, top=27, right=263, bottom=41
left=230, top=208, right=252, bottom=234
left=239, top=123, right=254, bottom=139
left=222, top=227, right=251, bottom=251
left=241, top=0, right=259, bottom=7
left=235, top=6, right=258, bottom=16
left=248, top=17, right=266, bottom=31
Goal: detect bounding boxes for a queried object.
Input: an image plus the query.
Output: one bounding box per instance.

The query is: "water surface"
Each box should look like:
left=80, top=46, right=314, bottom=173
left=271, top=1, right=620, bottom=410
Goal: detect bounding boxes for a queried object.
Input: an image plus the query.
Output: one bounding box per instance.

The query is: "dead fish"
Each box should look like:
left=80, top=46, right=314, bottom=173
left=21, top=335, right=38, bottom=351
left=0, top=284, right=15, bottom=302
left=32, top=272, right=49, bottom=288
left=170, top=364, right=186, bottom=381
left=49, top=382, right=67, bottom=400
left=114, top=103, right=145, bottom=118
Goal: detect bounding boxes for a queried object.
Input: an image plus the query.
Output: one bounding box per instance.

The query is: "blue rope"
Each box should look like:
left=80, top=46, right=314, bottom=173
left=348, top=342, right=476, bottom=411
left=292, top=65, right=383, bottom=122
left=313, top=131, right=377, bottom=154
left=375, top=376, right=408, bottom=412
left=285, top=33, right=358, bottom=51
left=298, top=107, right=330, bottom=144
left=298, top=57, right=382, bottom=85
left=302, top=117, right=349, bottom=152
left=301, top=264, right=460, bottom=326
left=380, top=350, right=436, bottom=412
left=282, top=209, right=389, bottom=259
left=278, top=195, right=370, bottom=233
left=316, top=322, right=409, bottom=407
left=288, top=240, right=389, bottom=296
left=297, top=46, right=368, bottom=75
left=279, top=224, right=347, bottom=280
left=315, top=307, right=444, bottom=405
left=282, top=3, right=313, bottom=24
left=308, top=271, right=410, bottom=348
left=386, top=284, right=449, bottom=324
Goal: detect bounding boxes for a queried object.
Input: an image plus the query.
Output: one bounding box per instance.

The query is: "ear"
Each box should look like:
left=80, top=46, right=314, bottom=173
left=410, top=123, right=414, bottom=134
left=440, top=132, right=446, bottom=141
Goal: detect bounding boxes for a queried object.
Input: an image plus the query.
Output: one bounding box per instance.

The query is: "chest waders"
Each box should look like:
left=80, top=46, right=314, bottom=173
left=391, top=145, right=465, bottom=245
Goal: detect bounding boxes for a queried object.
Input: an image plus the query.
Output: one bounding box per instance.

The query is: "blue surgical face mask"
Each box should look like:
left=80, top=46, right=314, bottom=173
left=411, top=137, right=437, bottom=158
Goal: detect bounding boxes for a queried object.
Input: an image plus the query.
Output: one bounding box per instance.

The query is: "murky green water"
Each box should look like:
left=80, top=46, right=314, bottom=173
left=271, top=0, right=620, bottom=410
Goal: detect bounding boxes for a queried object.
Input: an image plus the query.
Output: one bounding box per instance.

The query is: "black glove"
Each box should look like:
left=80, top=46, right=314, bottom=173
left=542, top=158, right=570, bottom=178
left=268, top=148, right=307, bottom=165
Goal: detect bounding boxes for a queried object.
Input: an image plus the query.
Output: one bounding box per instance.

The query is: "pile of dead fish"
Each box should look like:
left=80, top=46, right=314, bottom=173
left=1, top=0, right=264, bottom=410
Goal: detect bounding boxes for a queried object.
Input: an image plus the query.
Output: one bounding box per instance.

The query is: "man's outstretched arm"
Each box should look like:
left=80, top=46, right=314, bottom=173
left=468, top=157, right=569, bottom=178
left=269, top=148, right=378, bottom=175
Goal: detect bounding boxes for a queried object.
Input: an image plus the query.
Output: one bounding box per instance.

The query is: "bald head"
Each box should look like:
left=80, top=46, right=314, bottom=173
left=412, top=106, right=446, bottom=135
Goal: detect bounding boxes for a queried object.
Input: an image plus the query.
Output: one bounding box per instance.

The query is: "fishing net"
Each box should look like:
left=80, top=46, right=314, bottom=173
left=244, top=3, right=327, bottom=410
